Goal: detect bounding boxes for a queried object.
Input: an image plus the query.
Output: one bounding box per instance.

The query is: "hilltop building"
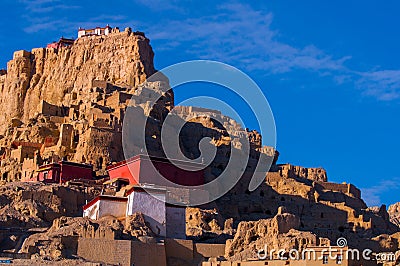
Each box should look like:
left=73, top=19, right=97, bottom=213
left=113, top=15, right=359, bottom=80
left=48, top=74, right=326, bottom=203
left=78, top=25, right=112, bottom=38
left=46, top=37, right=75, bottom=49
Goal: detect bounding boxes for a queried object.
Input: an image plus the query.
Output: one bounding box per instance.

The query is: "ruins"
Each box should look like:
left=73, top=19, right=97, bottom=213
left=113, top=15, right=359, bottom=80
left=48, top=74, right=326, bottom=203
left=0, top=26, right=399, bottom=266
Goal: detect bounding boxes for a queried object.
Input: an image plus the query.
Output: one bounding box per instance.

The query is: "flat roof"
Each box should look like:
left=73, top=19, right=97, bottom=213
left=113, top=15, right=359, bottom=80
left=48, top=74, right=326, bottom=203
left=107, top=154, right=205, bottom=171
left=125, top=184, right=167, bottom=196
left=38, top=161, right=93, bottom=170
left=83, top=195, right=127, bottom=210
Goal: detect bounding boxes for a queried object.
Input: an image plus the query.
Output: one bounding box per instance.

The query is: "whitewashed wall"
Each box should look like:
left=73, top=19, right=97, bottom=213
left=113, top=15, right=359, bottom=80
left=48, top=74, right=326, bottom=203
left=83, top=200, right=100, bottom=220
left=126, top=191, right=166, bottom=237
left=98, top=198, right=127, bottom=219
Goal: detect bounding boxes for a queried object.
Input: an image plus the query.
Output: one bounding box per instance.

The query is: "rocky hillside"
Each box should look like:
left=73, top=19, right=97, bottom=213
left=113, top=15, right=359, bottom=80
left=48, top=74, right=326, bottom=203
left=389, top=202, right=400, bottom=228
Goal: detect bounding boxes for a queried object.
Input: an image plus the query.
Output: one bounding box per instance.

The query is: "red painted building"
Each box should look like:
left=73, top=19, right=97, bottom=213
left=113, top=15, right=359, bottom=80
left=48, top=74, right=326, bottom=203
left=34, top=161, right=93, bottom=183
left=107, top=155, right=204, bottom=186
left=47, top=37, right=75, bottom=49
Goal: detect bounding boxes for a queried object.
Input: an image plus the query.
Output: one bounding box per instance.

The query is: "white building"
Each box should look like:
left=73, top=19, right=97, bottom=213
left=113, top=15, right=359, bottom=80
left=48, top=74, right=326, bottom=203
left=83, top=195, right=127, bottom=219
left=83, top=184, right=186, bottom=239
left=78, top=25, right=112, bottom=38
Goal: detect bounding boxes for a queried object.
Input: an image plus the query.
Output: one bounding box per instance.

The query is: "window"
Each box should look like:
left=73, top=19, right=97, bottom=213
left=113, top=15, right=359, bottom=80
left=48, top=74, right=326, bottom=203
left=322, top=255, right=328, bottom=264
left=336, top=254, right=343, bottom=264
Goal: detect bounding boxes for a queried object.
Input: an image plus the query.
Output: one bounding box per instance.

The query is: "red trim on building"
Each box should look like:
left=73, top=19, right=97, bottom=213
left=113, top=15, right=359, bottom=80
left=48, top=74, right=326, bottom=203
left=125, top=185, right=166, bottom=196
left=34, top=161, right=93, bottom=183
left=11, top=141, right=42, bottom=149
left=83, top=195, right=127, bottom=211
left=106, top=154, right=205, bottom=186
left=107, top=154, right=204, bottom=171
left=46, top=37, right=75, bottom=49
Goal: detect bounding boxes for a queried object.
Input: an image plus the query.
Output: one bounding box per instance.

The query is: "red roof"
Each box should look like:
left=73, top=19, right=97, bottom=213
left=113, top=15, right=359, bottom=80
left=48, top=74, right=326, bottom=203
left=107, top=154, right=205, bottom=171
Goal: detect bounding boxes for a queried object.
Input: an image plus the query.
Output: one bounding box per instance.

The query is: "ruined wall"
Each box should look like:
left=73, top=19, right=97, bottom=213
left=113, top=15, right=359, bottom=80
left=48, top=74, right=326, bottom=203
left=194, top=243, right=225, bottom=259
left=278, top=164, right=327, bottom=182
left=58, top=124, right=73, bottom=147
left=316, top=181, right=361, bottom=199
left=39, top=100, right=68, bottom=117
left=389, top=202, right=400, bottom=228
left=77, top=238, right=167, bottom=266
left=105, top=91, right=133, bottom=107
left=10, top=145, right=39, bottom=163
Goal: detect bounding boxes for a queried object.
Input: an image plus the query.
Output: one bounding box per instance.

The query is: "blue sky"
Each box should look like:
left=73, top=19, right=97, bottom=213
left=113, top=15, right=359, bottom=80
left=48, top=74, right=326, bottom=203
left=1, top=0, right=400, bottom=206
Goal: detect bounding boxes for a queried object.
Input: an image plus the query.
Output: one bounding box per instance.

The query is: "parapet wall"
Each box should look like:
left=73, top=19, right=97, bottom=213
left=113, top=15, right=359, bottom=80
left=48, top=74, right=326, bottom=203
left=316, top=181, right=361, bottom=198
left=278, top=164, right=327, bottom=182
left=77, top=237, right=225, bottom=266
left=13, top=50, right=31, bottom=59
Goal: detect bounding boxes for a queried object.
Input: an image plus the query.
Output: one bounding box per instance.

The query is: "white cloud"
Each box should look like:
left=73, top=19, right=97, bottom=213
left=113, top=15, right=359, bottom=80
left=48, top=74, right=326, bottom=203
left=145, top=3, right=350, bottom=74
left=361, top=178, right=400, bottom=206
left=141, top=3, right=400, bottom=101
left=357, top=70, right=400, bottom=101
left=134, top=0, right=185, bottom=12
left=19, top=0, right=79, bottom=13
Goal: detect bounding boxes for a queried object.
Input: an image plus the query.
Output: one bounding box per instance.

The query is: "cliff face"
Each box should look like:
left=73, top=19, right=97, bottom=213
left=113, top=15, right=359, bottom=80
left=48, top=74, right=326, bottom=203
left=0, top=29, right=154, bottom=130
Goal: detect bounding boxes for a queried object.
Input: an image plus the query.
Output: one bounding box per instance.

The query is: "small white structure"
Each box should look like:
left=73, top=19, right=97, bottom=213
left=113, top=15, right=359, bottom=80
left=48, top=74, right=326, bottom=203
left=78, top=25, right=112, bottom=38
left=83, top=195, right=127, bottom=220
left=83, top=184, right=186, bottom=239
